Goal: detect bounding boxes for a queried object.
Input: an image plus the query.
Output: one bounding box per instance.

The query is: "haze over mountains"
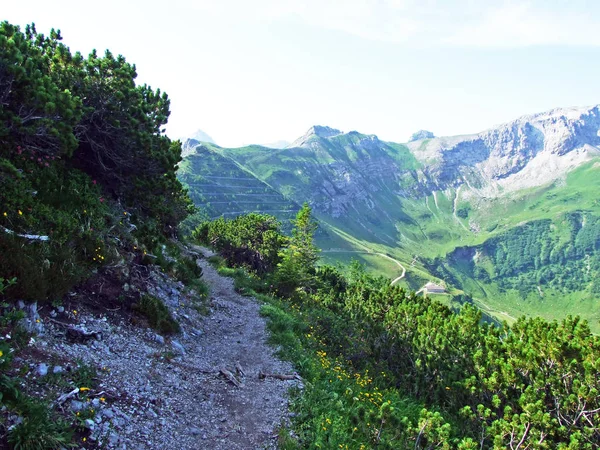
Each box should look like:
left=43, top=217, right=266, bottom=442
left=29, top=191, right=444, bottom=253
left=178, top=105, right=600, bottom=329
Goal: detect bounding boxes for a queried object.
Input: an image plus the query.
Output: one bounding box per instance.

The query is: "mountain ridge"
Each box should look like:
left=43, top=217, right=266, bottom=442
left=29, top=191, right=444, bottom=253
left=179, top=104, right=600, bottom=329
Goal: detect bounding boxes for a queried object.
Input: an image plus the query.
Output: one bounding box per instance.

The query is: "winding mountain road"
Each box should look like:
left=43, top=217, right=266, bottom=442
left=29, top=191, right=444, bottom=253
left=322, top=249, right=406, bottom=285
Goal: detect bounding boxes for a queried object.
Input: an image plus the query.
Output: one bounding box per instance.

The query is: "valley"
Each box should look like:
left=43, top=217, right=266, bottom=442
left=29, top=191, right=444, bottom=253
left=179, top=106, right=600, bottom=331
left=3, top=10, right=600, bottom=449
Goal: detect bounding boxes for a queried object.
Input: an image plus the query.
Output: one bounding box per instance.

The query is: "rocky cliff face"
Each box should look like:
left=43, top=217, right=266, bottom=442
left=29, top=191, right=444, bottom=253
left=181, top=105, right=600, bottom=248
left=290, top=125, right=343, bottom=147
left=181, top=138, right=203, bottom=158
left=408, top=105, right=600, bottom=195
left=282, top=129, right=409, bottom=222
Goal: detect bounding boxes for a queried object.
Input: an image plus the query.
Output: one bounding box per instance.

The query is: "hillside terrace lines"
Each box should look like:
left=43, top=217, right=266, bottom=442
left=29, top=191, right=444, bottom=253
left=182, top=163, right=300, bottom=221
left=205, top=201, right=295, bottom=205
left=211, top=210, right=296, bottom=218
left=200, top=175, right=256, bottom=180
left=196, top=193, right=284, bottom=197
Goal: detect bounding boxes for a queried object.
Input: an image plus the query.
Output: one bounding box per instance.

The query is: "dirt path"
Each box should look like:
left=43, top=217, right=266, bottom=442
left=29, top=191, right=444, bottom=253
left=44, top=247, right=298, bottom=450
left=322, top=249, right=406, bottom=285
left=164, top=247, right=298, bottom=449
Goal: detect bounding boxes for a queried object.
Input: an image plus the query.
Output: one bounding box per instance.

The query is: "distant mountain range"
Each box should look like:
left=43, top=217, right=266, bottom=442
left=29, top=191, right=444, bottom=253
left=178, top=105, right=600, bottom=330
left=261, top=140, right=290, bottom=149
left=189, top=129, right=215, bottom=144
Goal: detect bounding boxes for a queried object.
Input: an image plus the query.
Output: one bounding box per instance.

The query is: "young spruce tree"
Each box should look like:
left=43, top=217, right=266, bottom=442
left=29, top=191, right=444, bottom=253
left=274, top=202, right=319, bottom=297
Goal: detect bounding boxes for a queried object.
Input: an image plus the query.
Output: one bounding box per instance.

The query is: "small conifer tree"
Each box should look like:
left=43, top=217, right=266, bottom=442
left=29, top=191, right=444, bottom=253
left=273, top=202, right=319, bottom=296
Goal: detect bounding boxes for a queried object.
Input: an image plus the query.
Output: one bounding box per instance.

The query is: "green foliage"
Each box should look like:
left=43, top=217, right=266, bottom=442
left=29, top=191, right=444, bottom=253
left=456, top=206, right=470, bottom=219
left=0, top=20, right=193, bottom=302
left=478, top=213, right=600, bottom=294
left=0, top=23, right=81, bottom=157
left=273, top=203, right=320, bottom=297
left=174, top=255, right=203, bottom=284
left=136, top=294, right=180, bottom=334
left=7, top=399, right=74, bottom=450
left=193, top=213, right=286, bottom=275
left=0, top=155, right=108, bottom=300
left=216, top=244, right=600, bottom=448
left=431, top=211, right=600, bottom=328
left=315, top=270, right=600, bottom=448
left=70, top=360, right=98, bottom=388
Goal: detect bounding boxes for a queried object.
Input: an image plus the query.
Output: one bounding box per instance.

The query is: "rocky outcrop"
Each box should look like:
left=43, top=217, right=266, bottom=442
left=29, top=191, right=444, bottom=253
left=263, top=105, right=600, bottom=233
left=282, top=128, right=405, bottom=220
left=189, top=129, right=216, bottom=144
left=181, top=138, right=202, bottom=158
left=290, top=125, right=343, bottom=147
left=408, top=105, right=600, bottom=194
left=409, top=130, right=435, bottom=142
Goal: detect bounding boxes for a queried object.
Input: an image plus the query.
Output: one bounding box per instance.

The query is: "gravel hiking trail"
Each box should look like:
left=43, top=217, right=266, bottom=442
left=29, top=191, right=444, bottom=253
left=51, top=246, right=299, bottom=449
left=34, top=243, right=298, bottom=450
left=163, top=246, right=299, bottom=449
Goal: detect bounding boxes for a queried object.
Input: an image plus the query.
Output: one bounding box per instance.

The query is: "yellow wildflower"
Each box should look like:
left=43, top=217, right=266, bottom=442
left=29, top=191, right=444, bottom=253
left=0, top=350, right=3, bottom=357
left=2, top=212, right=6, bottom=217
left=79, top=387, right=90, bottom=391
left=18, top=210, right=22, bottom=215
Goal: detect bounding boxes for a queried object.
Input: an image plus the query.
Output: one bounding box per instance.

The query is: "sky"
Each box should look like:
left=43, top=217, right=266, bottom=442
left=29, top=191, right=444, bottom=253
left=4, top=0, right=600, bottom=147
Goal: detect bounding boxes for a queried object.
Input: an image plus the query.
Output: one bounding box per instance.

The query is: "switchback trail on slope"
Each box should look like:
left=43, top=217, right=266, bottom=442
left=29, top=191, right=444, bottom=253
left=322, top=249, right=406, bottom=285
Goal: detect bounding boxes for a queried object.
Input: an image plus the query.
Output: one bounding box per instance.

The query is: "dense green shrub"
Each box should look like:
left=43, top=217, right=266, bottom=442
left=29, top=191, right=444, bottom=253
left=7, top=399, right=73, bottom=450
left=212, top=229, right=600, bottom=447
left=0, top=153, right=109, bottom=300
left=0, top=20, right=193, bottom=301
left=136, top=294, right=180, bottom=334
left=193, top=213, right=286, bottom=275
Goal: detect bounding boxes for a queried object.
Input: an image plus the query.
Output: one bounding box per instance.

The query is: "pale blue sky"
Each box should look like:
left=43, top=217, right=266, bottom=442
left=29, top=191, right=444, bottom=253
left=4, top=0, right=600, bottom=147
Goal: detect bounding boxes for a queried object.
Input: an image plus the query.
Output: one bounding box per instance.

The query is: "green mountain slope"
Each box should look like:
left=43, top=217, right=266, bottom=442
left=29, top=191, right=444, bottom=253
left=178, top=144, right=300, bottom=227
left=179, top=107, right=600, bottom=330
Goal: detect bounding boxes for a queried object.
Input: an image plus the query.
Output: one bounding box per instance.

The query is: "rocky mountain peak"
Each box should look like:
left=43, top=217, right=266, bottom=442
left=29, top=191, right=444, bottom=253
left=409, top=130, right=435, bottom=142
left=310, top=125, right=343, bottom=138
left=290, top=125, right=343, bottom=147
left=189, top=129, right=215, bottom=144
left=408, top=104, right=600, bottom=195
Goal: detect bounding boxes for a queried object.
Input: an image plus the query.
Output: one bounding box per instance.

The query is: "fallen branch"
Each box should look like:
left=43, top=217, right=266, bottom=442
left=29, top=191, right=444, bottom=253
left=54, top=388, right=80, bottom=406
left=258, top=370, right=302, bottom=381
left=90, top=389, right=120, bottom=400
left=235, top=361, right=246, bottom=378
left=220, top=368, right=241, bottom=387
left=47, top=317, right=100, bottom=342
left=2, top=226, right=49, bottom=241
